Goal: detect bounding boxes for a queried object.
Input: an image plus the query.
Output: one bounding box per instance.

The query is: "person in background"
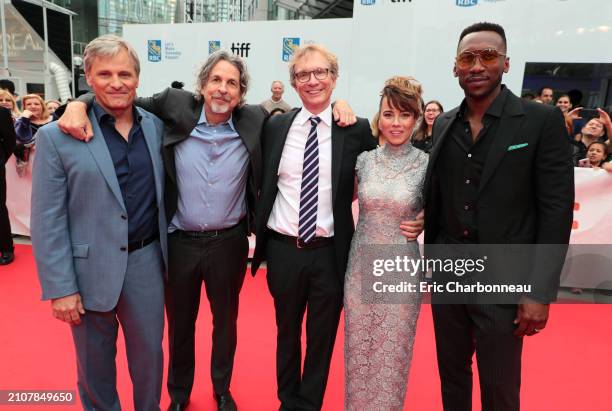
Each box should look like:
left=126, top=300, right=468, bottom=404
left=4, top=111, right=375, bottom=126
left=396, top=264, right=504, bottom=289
left=14, top=94, right=53, bottom=176
left=0, top=89, right=20, bottom=119
left=537, top=86, right=554, bottom=105
left=260, top=80, right=292, bottom=114
left=170, top=81, right=184, bottom=90
left=578, top=141, right=608, bottom=169
left=412, top=100, right=444, bottom=153
left=572, top=117, right=608, bottom=165
left=555, top=95, right=572, bottom=114
left=0, top=107, right=16, bottom=265
left=45, top=99, right=61, bottom=116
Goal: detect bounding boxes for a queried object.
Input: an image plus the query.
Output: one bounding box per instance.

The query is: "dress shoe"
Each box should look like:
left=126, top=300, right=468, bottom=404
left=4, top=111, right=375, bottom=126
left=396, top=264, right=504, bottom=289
left=167, top=400, right=189, bottom=411
left=214, top=391, right=237, bottom=411
left=0, top=250, right=14, bottom=265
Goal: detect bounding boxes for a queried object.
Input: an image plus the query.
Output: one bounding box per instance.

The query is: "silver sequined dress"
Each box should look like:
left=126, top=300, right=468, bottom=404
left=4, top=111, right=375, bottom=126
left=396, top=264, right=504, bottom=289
left=344, top=141, right=428, bottom=411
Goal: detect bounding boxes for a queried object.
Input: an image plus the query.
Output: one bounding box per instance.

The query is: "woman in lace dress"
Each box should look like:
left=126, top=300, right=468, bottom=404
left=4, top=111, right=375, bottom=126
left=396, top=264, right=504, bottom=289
left=344, top=76, right=428, bottom=411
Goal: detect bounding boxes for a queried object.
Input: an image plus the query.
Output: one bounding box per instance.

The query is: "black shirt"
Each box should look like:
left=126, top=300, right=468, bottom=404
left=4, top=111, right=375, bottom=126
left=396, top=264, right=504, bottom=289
left=93, top=101, right=158, bottom=243
left=434, top=86, right=509, bottom=243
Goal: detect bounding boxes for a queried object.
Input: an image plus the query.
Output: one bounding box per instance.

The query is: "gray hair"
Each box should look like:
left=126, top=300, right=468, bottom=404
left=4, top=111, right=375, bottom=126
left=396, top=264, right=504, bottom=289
left=195, top=50, right=250, bottom=106
left=271, top=80, right=284, bottom=89
left=83, top=34, right=140, bottom=75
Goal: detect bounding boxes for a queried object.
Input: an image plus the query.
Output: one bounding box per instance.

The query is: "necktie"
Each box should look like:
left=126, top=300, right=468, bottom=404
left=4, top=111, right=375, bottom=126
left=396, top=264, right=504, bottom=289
left=298, top=116, right=321, bottom=244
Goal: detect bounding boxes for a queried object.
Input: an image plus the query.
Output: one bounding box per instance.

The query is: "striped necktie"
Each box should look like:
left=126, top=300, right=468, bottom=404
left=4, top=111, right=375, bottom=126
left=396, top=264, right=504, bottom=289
left=298, top=116, right=321, bottom=244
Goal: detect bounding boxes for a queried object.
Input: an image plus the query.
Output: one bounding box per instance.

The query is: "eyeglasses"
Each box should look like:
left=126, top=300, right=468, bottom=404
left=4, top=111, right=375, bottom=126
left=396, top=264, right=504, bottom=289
left=294, top=68, right=333, bottom=83
left=455, top=48, right=506, bottom=69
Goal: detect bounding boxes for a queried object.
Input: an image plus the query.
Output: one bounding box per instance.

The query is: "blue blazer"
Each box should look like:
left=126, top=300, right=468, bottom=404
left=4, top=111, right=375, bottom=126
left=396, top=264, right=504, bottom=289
left=31, top=107, right=168, bottom=311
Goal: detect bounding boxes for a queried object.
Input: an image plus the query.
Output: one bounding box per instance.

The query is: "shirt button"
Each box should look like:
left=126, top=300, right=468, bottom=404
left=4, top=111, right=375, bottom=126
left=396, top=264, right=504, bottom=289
left=464, top=205, right=469, bottom=210
left=467, top=153, right=472, bottom=158
left=463, top=230, right=469, bottom=236
left=465, top=179, right=470, bottom=184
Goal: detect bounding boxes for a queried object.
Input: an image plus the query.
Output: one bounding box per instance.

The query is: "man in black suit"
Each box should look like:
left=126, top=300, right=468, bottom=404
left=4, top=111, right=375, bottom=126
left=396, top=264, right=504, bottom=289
left=0, top=107, right=16, bottom=265
left=251, top=44, right=377, bottom=411
left=424, top=22, right=574, bottom=411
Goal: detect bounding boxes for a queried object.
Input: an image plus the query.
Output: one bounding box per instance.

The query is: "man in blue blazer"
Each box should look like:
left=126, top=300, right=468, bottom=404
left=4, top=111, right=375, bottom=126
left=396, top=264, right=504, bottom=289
left=31, top=35, right=168, bottom=411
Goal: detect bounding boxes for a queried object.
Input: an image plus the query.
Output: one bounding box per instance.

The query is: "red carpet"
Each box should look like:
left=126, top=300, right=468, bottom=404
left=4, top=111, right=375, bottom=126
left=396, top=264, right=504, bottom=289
left=1, top=244, right=611, bottom=410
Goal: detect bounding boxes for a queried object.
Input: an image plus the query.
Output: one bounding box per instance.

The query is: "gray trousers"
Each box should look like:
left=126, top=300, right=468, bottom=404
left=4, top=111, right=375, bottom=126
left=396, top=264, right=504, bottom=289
left=71, top=241, right=165, bottom=411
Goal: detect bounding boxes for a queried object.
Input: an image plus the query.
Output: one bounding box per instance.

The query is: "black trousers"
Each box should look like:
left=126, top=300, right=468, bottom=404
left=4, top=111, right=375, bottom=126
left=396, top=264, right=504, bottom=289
left=165, top=223, right=248, bottom=402
left=0, top=165, right=13, bottom=252
left=266, top=237, right=343, bottom=411
left=431, top=303, right=523, bottom=411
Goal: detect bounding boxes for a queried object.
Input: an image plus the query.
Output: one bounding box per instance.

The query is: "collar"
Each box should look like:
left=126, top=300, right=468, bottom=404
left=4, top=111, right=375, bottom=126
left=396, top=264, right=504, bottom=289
left=457, top=84, right=509, bottom=120
left=92, top=99, right=142, bottom=124
left=198, top=105, right=236, bottom=132
left=295, top=104, right=332, bottom=127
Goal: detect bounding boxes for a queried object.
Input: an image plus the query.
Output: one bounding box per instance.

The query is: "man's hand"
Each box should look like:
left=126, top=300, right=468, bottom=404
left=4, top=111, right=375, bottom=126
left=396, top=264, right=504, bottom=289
left=400, top=210, right=425, bottom=241
left=51, top=293, right=85, bottom=325
left=57, top=101, right=93, bottom=142
left=513, top=297, right=549, bottom=337
left=332, top=99, right=357, bottom=127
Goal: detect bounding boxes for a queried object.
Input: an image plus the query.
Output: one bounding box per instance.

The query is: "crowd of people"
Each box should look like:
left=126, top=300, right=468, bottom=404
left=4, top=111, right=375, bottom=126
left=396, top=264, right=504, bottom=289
left=0, top=19, right=603, bottom=411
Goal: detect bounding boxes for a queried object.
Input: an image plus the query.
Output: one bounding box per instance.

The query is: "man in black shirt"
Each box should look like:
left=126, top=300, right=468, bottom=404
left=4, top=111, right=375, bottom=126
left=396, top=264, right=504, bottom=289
left=424, top=22, right=574, bottom=411
left=0, top=107, right=16, bottom=265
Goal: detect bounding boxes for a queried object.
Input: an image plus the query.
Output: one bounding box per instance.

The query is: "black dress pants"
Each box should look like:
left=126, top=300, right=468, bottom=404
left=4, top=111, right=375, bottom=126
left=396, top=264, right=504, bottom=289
left=0, top=165, right=13, bottom=252
left=165, top=223, right=248, bottom=402
left=431, top=303, right=523, bottom=411
left=266, top=237, right=343, bottom=411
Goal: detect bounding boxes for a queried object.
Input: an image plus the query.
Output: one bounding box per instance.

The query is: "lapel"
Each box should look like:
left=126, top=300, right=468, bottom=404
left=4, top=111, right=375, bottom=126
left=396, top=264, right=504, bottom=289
left=162, top=98, right=203, bottom=186
left=425, top=109, right=457, bottom=187
left=478, top=92, right=525, bottom=195
left=139, top=109, right=164, bottom=207
left=268, top=109, right=300, bottom=189
left=331, top=120, right=346, bottom=206
left=233, top=106, right=258, bottom=156
left=86, top=109, right=126, bottom=212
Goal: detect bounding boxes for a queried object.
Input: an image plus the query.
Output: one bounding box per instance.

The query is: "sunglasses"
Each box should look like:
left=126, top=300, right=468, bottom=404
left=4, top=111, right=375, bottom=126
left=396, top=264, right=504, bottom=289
left=456, top=48, right=506, bottom=69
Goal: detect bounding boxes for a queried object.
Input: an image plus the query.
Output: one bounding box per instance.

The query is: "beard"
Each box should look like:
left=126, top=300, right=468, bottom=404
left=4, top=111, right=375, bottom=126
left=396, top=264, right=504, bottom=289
left=210, top=101, right=231, bottom=114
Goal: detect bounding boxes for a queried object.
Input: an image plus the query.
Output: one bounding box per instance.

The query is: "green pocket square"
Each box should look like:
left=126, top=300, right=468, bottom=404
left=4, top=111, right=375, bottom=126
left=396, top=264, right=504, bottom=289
left=507, top=143, right=528, bottom=151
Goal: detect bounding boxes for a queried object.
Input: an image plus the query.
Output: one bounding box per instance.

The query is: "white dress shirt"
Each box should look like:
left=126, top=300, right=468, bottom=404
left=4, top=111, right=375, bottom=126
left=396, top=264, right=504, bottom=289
left=267, top=105, right=334, bottom=237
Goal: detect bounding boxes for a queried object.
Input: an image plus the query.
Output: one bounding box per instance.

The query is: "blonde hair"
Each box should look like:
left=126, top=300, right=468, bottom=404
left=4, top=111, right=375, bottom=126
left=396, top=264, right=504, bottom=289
left=21, top=94, right=50, bottom=120
left=288, top=44, right=338, bottom=88
left=0, top=89, right=20, bottom=117
left=371, top=76, right=423, bottom=138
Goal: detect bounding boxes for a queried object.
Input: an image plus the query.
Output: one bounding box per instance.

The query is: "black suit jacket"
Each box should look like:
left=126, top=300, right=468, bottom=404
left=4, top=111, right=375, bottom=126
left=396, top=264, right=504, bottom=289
left=251, top=108, right=377, bottom=283
left=0, top=107, right=16, bottom=164
left=424, top=88, right=575, bottom=302
left=79, top=89, right=268, bottom=232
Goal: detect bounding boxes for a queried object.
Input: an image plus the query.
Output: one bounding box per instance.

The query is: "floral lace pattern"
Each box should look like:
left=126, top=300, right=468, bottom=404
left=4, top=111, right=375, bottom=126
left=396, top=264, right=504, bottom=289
left=344, top=142, right=428, bottom=411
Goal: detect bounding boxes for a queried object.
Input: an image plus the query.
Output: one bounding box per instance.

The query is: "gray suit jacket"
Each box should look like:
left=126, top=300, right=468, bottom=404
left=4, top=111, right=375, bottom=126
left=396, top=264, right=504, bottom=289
left=31, top=107, right=168, bottom=311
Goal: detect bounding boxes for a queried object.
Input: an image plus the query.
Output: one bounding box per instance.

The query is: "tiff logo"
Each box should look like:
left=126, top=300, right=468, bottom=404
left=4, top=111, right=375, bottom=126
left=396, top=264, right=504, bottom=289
left=231, top=43, right=251, bottom=57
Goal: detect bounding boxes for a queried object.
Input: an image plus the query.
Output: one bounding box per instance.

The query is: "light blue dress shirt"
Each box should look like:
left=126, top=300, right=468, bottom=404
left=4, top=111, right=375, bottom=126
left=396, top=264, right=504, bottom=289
left=169, top=107, right=249, bottom=232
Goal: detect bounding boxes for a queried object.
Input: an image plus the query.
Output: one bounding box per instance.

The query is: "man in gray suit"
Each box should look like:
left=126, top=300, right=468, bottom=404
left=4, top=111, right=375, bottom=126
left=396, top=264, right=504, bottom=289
left=31, top=35, right=168, bottom=411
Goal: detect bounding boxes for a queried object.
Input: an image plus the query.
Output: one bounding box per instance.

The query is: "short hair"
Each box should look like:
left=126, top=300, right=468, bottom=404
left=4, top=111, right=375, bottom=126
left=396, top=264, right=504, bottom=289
left=0, top=89, right=20, bottom=116
left=521, top=92, right=535, bottom=100
left=21, top=93, right=50, bottom=120
left=0, top=79, right=16, bottom=95
left=538, top=86, right=553, bottom=96
left=271, top=80, right=284, bottom=89
left=371, top=76, right=423, bottom=138
left=288, top=44, right=339, bottom=88
left=458, top=22, right=507, bottom=52
left=83, top=34, right=140, bottom=75
left=269, top=108, right=286, bottom=116
left=171, top=81, right=184, bottom=89
left=195, top=50, right=250, bottom=106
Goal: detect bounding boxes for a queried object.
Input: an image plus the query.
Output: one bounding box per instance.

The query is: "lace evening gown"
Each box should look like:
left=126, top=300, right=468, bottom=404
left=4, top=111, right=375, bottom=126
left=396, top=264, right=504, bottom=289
left=344, top=141, right=428, bottom=411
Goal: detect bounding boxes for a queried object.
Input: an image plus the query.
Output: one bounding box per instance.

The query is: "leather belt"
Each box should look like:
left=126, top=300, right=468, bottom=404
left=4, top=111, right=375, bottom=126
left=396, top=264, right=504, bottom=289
left=128, top=235, right=157, bottom=252
left=174, top=220, right=245, bottom=239
left=268, top=230, right=333, bottom=249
